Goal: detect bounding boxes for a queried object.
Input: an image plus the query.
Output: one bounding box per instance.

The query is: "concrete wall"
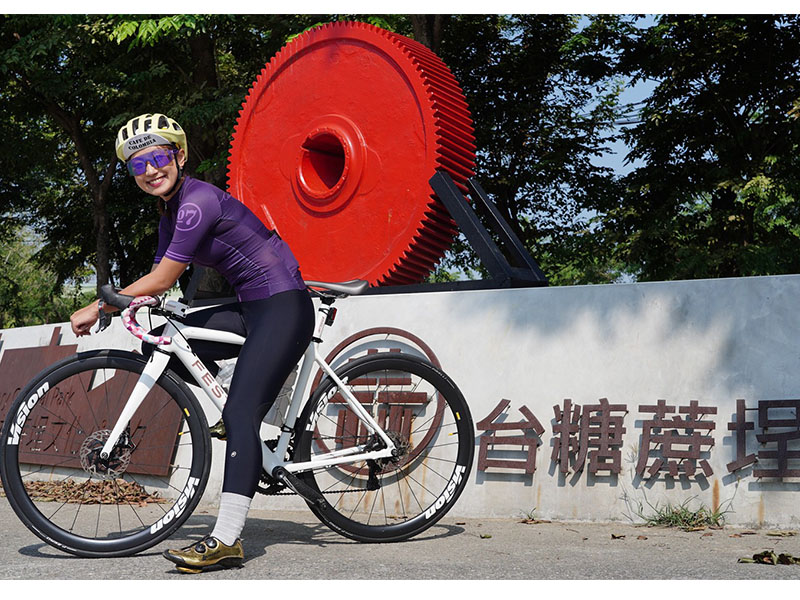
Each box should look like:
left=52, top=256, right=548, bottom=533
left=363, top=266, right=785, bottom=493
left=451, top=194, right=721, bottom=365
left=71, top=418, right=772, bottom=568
left=3, top=274, right=800, bottom=527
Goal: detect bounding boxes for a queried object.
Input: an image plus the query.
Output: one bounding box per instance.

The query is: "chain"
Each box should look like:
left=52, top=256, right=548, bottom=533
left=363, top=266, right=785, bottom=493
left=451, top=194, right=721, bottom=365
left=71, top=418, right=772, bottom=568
left=258, top=486, right=367, bottom=496
left=257, top=434, right=380, bottom=496
left=256, top=476, right=368, bottom=496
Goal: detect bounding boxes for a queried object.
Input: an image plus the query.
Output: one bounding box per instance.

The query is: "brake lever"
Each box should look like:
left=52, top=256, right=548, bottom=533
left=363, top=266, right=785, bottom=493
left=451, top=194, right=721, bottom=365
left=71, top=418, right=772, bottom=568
left=94, top=284, right=137, bottom=334
left=100, top=284, right=136, bottom=310
left=95, top=308, right=113, bottom=333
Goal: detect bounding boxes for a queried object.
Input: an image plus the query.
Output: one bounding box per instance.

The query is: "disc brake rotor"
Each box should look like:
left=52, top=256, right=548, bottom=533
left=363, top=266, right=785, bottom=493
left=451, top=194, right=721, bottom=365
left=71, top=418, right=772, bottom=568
left=227, top=21, right=476, bottom=286
left=79, top=430, right=132, bottom=480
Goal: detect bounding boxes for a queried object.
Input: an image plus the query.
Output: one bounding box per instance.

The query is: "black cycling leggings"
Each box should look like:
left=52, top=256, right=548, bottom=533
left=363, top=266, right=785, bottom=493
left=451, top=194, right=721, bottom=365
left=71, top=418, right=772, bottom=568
left=143, top=289, right=315, bottom=497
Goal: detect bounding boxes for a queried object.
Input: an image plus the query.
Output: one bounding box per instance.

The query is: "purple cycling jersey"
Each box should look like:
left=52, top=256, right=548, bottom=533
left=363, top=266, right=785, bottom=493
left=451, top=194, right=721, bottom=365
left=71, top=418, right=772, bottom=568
left=154, top=177, right=306, bottom=301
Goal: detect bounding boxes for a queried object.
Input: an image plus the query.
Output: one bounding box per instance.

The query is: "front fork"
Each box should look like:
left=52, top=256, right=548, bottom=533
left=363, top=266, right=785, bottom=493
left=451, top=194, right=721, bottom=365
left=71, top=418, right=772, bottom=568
left=99, top=350, right=170, bottom=460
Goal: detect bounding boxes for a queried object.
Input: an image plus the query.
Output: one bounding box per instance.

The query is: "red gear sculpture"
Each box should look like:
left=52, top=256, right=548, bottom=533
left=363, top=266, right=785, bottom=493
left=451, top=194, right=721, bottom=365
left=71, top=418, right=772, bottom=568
left=227, top=21, right=476, bottom=286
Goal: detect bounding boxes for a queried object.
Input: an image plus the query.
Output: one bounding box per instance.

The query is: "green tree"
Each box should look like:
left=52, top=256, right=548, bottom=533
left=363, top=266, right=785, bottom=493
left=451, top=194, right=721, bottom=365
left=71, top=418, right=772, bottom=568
left=13, top=13, right=800, bottom=317
left=435, top=14, right=631, bottom=285
left=610, top=15, right=800, bottom=280
left=0, top=228, right=93, bottom=328
left=0, top=14, right=325, bottom=298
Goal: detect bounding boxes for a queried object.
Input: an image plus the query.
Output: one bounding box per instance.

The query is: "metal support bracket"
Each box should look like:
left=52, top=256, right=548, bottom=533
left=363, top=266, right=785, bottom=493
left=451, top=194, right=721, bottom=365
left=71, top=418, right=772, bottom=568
left=431, top=171, right=548, bottom=288
left=364, top=171, right=548, bottom=294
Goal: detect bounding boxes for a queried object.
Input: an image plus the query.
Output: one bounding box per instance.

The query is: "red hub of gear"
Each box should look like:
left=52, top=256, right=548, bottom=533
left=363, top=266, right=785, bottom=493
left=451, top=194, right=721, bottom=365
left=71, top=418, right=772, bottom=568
left=227, top=21, right=476, bottom=286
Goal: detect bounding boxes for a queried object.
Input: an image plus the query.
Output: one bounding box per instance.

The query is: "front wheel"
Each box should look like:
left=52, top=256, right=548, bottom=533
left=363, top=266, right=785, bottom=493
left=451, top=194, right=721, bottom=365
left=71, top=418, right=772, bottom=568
left=295, top=354, right=474, bottom=542
left=0, top=350, right=211, bottom=557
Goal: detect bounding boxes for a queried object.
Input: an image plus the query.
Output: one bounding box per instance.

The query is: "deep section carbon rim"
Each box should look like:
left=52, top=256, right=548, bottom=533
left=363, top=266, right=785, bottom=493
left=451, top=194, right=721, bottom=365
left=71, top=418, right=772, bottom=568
left=0, top=350, right=210, bottom=557
left=296, top=354, right=473, bottom=542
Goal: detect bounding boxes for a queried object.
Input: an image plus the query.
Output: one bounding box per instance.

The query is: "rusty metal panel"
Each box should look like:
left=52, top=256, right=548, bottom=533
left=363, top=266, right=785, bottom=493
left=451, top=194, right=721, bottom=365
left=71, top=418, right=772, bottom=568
left=17, top=362, right=183, bottom=477
left=0, top=329, right=182, bottom=478
left=579, top=398, right=627, bottom=475
left=0, top=328, right=77, bottom=432
left=551, top=398, right=627, bottom=475
left=478, top=434, right=538, bottom=474
left=551, top=399, right=581, bottom=474
left=726, top=398, right=757, bottom=472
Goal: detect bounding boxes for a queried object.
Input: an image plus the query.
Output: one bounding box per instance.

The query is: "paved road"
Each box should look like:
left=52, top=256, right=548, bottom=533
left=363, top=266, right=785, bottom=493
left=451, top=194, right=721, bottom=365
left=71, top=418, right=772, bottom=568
left=1, top=496, right=799, bottom=580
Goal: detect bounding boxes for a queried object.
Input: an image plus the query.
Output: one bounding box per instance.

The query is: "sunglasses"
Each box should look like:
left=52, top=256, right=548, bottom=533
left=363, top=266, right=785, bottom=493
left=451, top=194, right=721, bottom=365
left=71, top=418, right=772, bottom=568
left=127, top=148, right=178, bottom=176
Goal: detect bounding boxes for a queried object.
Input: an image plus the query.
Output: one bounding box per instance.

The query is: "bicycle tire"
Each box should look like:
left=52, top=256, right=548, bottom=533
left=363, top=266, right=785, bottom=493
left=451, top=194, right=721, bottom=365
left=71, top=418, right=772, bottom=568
left=0, top=349, right=211, bottom=557
left=295, top=353, right=474, bottom=542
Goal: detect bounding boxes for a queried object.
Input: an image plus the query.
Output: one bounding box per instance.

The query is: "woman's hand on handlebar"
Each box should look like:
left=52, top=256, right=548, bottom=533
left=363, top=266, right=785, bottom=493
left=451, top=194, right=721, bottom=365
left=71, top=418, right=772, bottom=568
left=70, top=258, right=187, bottom=338
left=70, top=302, right=100, bottom=337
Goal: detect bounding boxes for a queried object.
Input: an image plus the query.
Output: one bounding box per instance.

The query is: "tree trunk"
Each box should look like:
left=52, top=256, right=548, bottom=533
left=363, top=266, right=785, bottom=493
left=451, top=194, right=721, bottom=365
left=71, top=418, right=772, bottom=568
left=12, top=67, right=117, bottom=294
left=93, top=193, right=111, bottom=291
left=410, top=15, right=449, bottom=53
left=41, top=106, right=117, bottom=293
left=187, top=31, right=221, bottom=185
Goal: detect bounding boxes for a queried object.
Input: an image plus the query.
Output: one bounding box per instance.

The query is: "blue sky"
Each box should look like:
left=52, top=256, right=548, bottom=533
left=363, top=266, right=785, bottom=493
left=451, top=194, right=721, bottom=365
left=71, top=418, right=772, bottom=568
left=594, top=78, right=660, bottom=177
left=578, top=14, right=659, bottom=177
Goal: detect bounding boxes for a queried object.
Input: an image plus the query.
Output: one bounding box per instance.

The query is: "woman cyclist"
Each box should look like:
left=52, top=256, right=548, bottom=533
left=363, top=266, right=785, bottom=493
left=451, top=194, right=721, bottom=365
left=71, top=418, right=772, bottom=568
left=69, top=113, right=315, bottom=573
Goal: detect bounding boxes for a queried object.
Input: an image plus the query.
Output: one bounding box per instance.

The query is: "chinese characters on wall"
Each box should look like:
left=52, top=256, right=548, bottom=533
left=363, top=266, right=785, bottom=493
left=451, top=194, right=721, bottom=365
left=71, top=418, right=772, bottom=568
left=477, top=397, right=800, bottom=482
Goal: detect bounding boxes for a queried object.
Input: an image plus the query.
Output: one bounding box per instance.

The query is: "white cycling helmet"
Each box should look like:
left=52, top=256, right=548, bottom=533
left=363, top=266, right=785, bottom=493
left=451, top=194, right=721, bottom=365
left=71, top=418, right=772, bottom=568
left=115, top=113, right=187, bottom=161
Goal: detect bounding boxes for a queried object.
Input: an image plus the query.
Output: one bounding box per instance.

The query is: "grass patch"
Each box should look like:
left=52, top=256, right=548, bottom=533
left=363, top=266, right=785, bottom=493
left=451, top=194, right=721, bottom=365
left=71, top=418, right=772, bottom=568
left=519, top=507, right=550, bottom=524
left=641, top=497, right=728, bottom=530
left=623, top=490, right=735, bottom=531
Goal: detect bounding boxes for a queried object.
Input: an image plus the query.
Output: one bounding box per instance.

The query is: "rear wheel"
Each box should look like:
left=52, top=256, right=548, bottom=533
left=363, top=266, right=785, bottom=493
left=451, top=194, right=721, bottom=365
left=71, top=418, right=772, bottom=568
left=295, top=353, right=473, bottom=542
left=0, top=350, right=210, bottom=557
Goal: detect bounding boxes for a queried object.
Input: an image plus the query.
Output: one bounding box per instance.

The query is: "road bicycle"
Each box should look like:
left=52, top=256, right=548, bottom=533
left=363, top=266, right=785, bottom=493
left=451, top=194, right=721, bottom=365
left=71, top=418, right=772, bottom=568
left=0, top=280, right=474, bottom=558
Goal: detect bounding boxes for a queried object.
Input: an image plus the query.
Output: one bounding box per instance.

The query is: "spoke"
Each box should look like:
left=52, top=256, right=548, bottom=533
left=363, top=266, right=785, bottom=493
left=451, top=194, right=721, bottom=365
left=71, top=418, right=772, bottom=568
left=101, top=367, right=113, bottom=431
left=24, top=399, right=86, bottom=447
left=399, top=469, right=426, bottom=512
left=94, top=497, right=101, bottom=538
left=397, top=466, right=438, bottom=499
left=6, top=356, right=208, bottom=550
left=132, top=399, right=185, bottom=441
left=410, top=453, right=458, bottom=468
left=19, top=455, right=80, bottom=479
left=112, top=478, right=124, bottom=536
left=408, top=410, right=456, bottom=439
left=78, top=369, right=102, bottom=432
left=125, top=473, right=168, bottom=520
left=395, top=468, right=407, bottom=518
left=65, top=477, right=94, bottom=532
left=404, top=447, right=456, bottom=484
left=347, top=480, right=373, bottom=521
left=363, top=479, right=381, bottom=525
left=301, top=361, right=468, bottom=534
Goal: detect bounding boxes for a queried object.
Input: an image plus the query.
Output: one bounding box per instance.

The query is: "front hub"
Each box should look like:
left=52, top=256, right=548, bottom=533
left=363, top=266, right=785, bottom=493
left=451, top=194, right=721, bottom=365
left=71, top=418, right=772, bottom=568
left=79, top=429, right=134, bottom=479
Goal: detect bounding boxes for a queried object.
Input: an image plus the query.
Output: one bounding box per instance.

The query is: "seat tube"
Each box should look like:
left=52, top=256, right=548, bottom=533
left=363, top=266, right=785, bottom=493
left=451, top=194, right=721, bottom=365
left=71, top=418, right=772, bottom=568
left=267, top=343, right=316, bottom=472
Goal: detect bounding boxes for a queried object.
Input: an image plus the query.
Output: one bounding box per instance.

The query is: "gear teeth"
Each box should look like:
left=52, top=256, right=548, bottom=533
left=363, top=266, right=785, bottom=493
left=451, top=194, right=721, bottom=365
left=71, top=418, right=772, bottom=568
left=391, top=24, right=475, bottom=284
left=227, top=21, right=476, bottom=286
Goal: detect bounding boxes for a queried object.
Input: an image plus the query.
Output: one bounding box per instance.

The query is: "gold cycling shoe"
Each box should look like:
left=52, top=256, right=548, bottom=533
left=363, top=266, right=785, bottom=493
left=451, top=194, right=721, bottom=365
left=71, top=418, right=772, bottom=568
left=163, top=536, right=243, bottom=574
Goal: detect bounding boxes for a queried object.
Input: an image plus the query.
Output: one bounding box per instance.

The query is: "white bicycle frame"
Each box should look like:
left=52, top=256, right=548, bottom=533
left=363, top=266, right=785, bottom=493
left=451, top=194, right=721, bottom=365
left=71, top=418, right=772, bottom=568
left=99, top=297, right=397, bottom=477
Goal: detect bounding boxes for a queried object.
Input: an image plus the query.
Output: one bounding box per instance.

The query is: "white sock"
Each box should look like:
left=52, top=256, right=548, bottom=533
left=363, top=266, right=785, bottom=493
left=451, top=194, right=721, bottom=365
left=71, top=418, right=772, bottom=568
left=211, top=492, right=251, bottom=545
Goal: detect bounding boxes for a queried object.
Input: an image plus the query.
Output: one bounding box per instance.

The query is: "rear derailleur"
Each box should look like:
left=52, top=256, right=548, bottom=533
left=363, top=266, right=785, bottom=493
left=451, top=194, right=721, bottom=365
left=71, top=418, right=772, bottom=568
left=365, top=432, right=410, bottom=491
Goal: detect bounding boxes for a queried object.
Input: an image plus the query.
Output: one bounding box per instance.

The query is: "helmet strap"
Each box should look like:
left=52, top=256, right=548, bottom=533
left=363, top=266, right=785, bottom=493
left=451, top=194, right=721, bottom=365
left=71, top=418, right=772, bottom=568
left=161, top=146, right=185, bottom=199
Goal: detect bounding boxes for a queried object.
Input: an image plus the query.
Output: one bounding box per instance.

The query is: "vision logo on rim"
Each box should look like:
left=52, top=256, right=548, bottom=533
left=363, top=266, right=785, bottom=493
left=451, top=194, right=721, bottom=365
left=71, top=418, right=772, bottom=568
left=423, top=464, right=467, bottom=520
left=149, top=477, right=201, bottom=534
left=7, top=382, right=50, bottom=446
